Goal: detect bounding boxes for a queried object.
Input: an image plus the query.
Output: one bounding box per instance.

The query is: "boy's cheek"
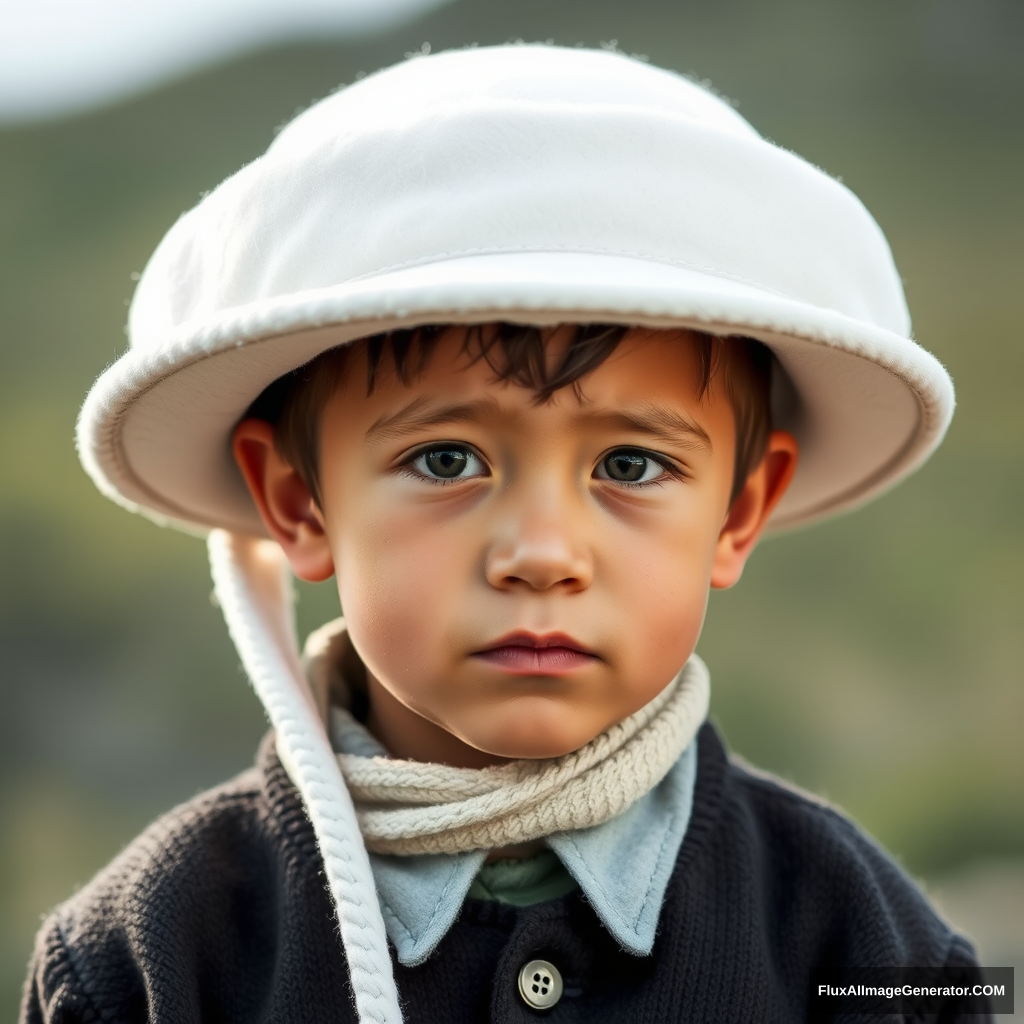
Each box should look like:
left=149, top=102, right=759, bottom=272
left=599, top=540, right=714, bottom=681
left=334, top=520, right=470, bottom=671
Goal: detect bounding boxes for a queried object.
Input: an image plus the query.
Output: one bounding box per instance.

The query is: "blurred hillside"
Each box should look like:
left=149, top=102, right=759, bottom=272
left=1, top=0, right=1022, bottom=1015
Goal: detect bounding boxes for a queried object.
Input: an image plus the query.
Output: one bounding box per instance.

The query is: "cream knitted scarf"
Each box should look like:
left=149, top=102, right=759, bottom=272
left=304, top=620, right=710, bottom=857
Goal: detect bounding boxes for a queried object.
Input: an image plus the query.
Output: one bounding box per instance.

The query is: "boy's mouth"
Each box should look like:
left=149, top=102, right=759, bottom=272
left=472, top=631, right=598, bottom=674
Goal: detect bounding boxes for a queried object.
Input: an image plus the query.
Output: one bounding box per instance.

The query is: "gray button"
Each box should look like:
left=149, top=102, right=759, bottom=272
left=518, top=959, right=563, bottom=1010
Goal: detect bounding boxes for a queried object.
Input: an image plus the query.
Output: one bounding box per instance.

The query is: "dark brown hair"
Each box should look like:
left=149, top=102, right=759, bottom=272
left=245, top=323, right=773, bottom=507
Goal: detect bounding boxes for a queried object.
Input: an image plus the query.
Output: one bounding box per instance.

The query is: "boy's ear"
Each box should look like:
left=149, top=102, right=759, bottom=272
left=710, top=430, right=799, bottom=590
left=231, top=419, right=336, bottom=583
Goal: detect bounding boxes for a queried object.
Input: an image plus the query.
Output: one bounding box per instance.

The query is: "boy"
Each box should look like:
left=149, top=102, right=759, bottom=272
left=23, top=44, right=990, bottom=1023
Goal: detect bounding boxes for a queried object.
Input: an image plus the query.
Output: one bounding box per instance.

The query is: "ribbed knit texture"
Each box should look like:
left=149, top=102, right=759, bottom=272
left=21, top=725, right=991, bottom=1023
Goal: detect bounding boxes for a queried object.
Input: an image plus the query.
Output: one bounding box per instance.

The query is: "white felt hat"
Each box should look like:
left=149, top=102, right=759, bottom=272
left=78, top=43, right=952, bottom=536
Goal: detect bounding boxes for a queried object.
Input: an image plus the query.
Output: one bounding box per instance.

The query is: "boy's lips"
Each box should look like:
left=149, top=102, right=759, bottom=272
left=472, top=631, right=598, bottom=675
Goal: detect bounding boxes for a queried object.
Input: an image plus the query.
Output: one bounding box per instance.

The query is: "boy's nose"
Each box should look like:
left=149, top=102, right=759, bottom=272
left=484, top=502, right=594, bottom=594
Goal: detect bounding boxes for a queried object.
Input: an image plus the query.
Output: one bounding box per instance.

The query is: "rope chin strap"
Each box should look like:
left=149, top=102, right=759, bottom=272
left=208, top=530, right=403, bottom=1024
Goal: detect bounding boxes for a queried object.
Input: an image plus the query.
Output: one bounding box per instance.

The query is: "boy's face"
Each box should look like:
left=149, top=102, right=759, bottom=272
left=283, top=326, right=785, bottom=767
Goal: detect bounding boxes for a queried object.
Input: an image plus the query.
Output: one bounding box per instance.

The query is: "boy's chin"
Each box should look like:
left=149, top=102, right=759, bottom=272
left=464, top=716, right=603, bottom=762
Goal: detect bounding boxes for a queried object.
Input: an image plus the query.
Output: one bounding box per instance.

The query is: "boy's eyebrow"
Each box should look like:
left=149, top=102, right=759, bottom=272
left=366, top=396, right=711, bottom=451
left=582, top=404, right=713, bottom=452
left=365, top=396, right=506, bottom=441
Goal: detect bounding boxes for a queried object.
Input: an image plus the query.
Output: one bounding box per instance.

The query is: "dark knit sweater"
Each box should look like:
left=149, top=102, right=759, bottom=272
left=20, top=724, right=991, bottom=1023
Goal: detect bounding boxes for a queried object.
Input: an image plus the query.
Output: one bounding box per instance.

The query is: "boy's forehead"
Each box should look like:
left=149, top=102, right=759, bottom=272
left=345, top=323, right=704, bottom=393
left=333, top=325, right=723, bottom=437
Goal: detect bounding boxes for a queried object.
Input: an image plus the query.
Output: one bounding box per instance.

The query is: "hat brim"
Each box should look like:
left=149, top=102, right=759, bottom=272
left=78, top=251, right=953, bottom=536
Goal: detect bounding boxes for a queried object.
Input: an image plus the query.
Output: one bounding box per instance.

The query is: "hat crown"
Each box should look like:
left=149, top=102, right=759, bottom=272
left=128, top=44, right=908, bottom=353
left=273, top=45, right=759, bottom=153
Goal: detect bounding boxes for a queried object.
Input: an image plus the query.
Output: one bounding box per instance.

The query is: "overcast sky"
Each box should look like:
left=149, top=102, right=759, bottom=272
left=0, top=0, right=452, bottom=123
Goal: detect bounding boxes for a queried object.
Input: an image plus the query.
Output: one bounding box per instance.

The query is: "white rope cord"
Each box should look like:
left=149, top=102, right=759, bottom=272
left=208, top=531, right=402, bottom=1024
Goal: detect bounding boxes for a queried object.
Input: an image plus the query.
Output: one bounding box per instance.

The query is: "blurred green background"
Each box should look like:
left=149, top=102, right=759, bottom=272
left=2, top=0, right=1022, bottom=1016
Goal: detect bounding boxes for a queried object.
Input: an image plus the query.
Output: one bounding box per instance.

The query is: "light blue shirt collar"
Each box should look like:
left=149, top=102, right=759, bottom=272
left=330, top=710, right=699, bottom=967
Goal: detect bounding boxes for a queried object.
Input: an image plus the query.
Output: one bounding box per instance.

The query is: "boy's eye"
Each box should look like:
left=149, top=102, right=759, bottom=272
left=595, top=449, right=669, bottom=485
left=410, top=445, right=486, bottom=482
